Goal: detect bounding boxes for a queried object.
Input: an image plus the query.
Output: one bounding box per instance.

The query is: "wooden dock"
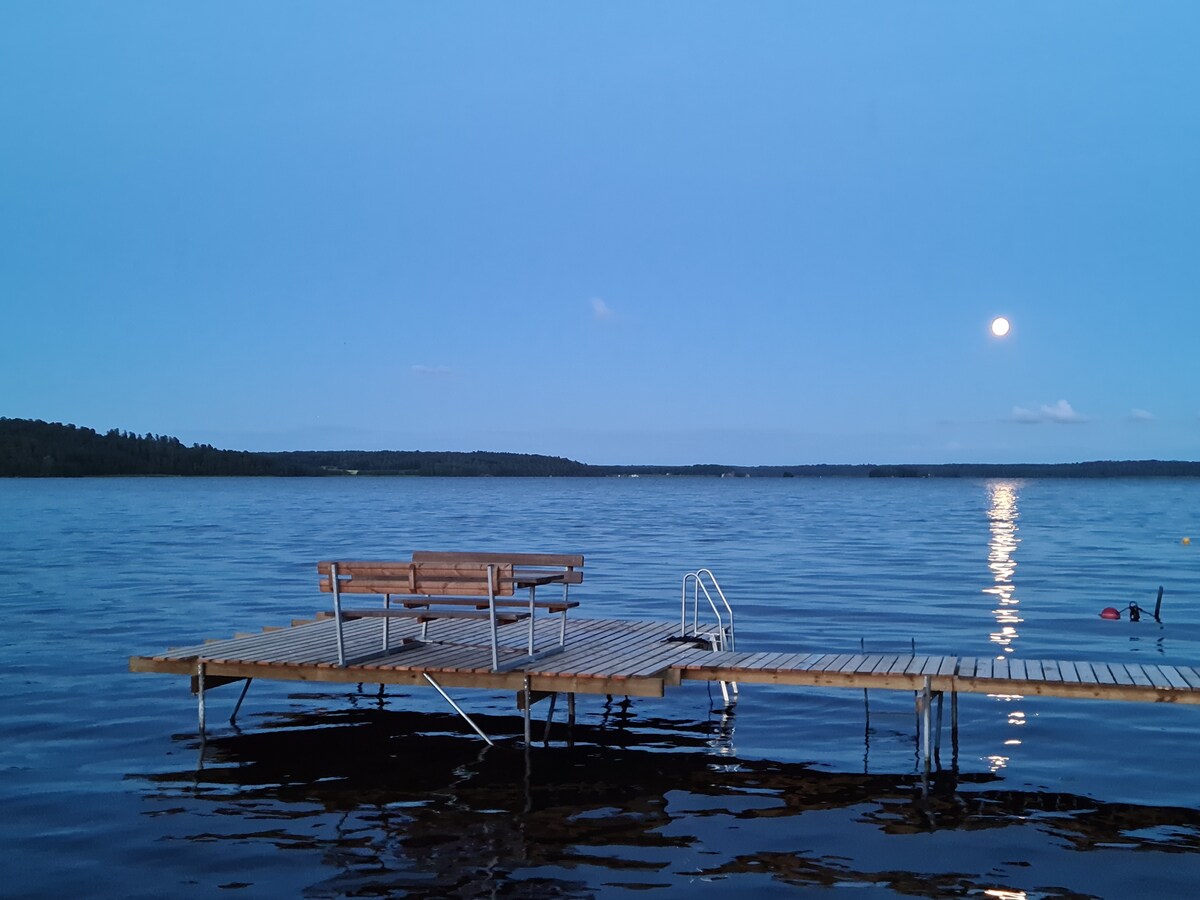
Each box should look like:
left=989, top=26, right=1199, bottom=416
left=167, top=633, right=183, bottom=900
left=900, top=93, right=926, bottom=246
left=131, top=612, right=1200, bottom=707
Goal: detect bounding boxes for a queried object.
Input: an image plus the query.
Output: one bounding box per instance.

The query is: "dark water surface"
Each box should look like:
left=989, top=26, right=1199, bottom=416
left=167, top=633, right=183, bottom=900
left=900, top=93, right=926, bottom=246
left=2, top=477, right=1200, bottom=898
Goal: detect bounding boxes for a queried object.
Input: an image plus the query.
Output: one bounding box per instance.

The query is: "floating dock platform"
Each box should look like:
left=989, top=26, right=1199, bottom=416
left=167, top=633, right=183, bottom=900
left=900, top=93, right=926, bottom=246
left=131, top=612, right=1200, bottom=713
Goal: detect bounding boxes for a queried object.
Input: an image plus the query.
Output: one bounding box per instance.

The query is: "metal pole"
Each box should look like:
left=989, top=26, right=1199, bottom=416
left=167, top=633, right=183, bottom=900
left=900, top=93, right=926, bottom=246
left=528, top=584, right=537, bottom=654
left=331, top=562, right=346, bottom=667
left=229, top=678, right=253, bottom=725
left=383, top=593, right=390, bottom=651
left=934, top=691, right=944, bottom=764
left=487, top=564, right=500, bottom=671
left=542, top=692, right=558, bottom=745
left=197, top=662, right=207, bottom=741
left=523, top=675, right=533, bottom=747
left=921, top=676, right=932, bottom=779
left=951, top=690, right=959, bottom=771
left=680, top=577, right=688, bottom=637
left=422, top=674, right=493, bottom=746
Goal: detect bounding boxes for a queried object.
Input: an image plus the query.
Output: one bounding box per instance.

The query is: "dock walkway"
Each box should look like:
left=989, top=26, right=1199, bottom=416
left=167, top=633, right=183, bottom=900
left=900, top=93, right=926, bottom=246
left=132, top=613, right=1200, bottom=706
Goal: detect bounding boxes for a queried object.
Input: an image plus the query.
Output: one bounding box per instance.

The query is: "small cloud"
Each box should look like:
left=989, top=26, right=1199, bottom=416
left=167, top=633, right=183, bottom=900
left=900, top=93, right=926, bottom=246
left=1043, top=399, right=1083, bottom=423
left=1130, top=408, right=1155, bottom=422
left=411, top=364, right=452, bottom=377
left=1011, top=399, right=1085, bottom=424
left=591, top=297, right=614, bottom=320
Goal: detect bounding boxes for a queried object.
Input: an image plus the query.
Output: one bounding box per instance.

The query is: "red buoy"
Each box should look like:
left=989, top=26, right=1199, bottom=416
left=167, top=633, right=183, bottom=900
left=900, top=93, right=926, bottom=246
left=1100, top=607, right=1121, bottom=620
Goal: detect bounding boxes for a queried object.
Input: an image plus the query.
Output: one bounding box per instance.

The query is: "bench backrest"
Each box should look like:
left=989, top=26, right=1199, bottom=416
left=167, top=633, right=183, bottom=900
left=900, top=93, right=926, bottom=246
left=317, top=561, right=515, bottom=597
left=411, top=550, right=584, bottom=585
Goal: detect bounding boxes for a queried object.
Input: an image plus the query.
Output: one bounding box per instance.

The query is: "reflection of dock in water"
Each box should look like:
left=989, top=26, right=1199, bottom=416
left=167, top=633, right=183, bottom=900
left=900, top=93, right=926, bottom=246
left=134, top=706, right=1200, bottom=897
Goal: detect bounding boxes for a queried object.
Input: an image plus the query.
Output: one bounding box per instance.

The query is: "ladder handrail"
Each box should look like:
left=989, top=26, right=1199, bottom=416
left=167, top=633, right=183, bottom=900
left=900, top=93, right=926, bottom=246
left=681, top=568, right=736, bottom=651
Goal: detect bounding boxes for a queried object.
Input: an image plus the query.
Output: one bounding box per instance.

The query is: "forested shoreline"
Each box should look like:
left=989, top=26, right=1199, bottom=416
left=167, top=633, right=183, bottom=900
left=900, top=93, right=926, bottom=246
left=3, top=417, right=1198, bottom=478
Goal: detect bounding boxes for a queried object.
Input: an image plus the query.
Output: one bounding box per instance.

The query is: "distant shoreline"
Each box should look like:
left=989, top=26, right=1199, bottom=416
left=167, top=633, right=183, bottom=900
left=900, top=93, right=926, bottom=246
left=3, top=417, right=1200, bottom=478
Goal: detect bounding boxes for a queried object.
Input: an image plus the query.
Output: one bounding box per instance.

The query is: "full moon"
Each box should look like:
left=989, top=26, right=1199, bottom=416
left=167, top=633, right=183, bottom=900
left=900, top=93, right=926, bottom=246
left=991, top=316, right=1011, bottom=337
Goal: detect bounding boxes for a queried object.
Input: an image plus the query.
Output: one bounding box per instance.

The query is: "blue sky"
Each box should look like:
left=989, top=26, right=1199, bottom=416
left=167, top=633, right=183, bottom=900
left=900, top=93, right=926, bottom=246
left=3, top=2, right=1199, bottom=465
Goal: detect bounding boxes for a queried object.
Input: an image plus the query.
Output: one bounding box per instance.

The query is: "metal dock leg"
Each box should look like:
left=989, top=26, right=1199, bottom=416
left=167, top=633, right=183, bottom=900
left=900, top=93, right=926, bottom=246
left=522, top=675, right=533, bottom=747
left=331, top=562, right=346, bottom=667
left=921, top=676, right=932, bottom=779
left=229, top=678, right=253, bottom=725
left=934, top=691, right=944, bottom=765
left=196, top=662, right=207, bottom=741
left=422, top=673, right=493, bottom=746
left=542, top=692, right=558, bottom=746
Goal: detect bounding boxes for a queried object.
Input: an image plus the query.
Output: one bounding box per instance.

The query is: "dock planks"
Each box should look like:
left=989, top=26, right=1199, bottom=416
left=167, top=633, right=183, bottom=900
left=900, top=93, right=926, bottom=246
left=131, top=616, right=1200, bottom=707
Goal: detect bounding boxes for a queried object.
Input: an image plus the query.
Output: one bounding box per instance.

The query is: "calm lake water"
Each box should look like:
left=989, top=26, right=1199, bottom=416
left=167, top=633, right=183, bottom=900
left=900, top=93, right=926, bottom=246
left=2, top=476, right=1200, bottom=898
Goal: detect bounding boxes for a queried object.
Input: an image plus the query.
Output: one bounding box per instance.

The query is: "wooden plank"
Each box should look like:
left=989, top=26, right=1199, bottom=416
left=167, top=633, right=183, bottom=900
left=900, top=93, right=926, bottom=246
left=793, top=654, right=835, bottom=671
left=956, top=657, right=978, bottom=678
left=822, top=654, right=856, bottom=672
left=1041, top=659, right=1062, bottom=681
left=865, top=654, right=898, bottom=674
left=742, top=652, right=787, bottom=671
left=576, top=640, right=681, bottom=679
left=536, top=625, right=666, bottom=676
left=317, top=561, right=517, bottom=597
left=1058, top=659, right=1080, bottom=683
left=1118, top=662, right=1151, bottom=687
left=1175, top=665, right=1200, bottom=689
left=920, top=656, right=945, bottom=676
left=1105, top=663, right=1137, bottom=687
left=837, top=654, right=869, bottom=673
left=1008, top=658, right=1028, bottom=681
left=936, top=656, right=957, bottom=677
left=627, top=646, right=704, bottom=678
left=770, top=653, right=815, bottom=672
left=413, top=550, right=585, bottom=569
left=1155, top=664, right=1192, bottom=691
left=671, top=649, right=752, bottom=671
left=396, top=597, right=581, bottom=611
left=1141, top=664, right=1174, bottom=690
left=850, top=655, right=888, bottom=674
left=574, top=640, right=673, bottom=676
left=342, top=608, right=527, bottom=624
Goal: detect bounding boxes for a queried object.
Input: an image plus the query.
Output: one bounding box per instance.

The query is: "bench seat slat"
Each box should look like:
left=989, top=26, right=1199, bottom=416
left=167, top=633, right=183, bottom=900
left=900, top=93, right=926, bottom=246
left=400, top=598, right=580, bottom=612
left=341, top=608, right=529, bottom=625
left=412, top=550, right=584, bottom=569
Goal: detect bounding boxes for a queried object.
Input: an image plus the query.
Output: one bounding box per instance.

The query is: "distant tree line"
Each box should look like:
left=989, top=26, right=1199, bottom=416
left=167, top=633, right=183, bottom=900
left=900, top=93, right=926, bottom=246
left=865, top=461, right=1200, bottom=478
left=263, top=449, right=593, bottom=478
left=3, top=418, right=1200, bottom=478
left=0, top=418, right=308, bottom=477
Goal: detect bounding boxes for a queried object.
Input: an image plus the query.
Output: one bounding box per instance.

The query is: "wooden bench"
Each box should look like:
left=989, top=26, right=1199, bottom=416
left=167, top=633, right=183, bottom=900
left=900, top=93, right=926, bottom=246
left=317, top=560, right=521, bottom=669
left=411, top=551, right=583, bottom=654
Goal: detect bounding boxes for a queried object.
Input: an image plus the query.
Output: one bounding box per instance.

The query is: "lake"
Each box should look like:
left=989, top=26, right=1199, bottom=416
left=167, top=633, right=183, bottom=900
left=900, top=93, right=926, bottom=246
left=2, top=476, right=1199, bottom=898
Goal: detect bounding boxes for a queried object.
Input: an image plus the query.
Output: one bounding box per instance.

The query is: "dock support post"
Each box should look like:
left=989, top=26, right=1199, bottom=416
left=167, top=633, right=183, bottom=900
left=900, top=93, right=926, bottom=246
left=934, top=691, right=944, bottom=765
left=196, top=662, right=207, bottom=741
left=422, top=674, right=493, bottom=746
left=331, top=562, right=346, bottom=667
left=921, top=676, right=932, bottom=779
left=522, top=675, right=533, bottom=747
left=487, top=564, right=500, bottom=671
left=382, top=593, right=391, bottom=651
left=229, top=678, right=253, bottom=725
left=951, top=690, right=959, bottom=769
left=542, top=692, right=558, bottom=746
